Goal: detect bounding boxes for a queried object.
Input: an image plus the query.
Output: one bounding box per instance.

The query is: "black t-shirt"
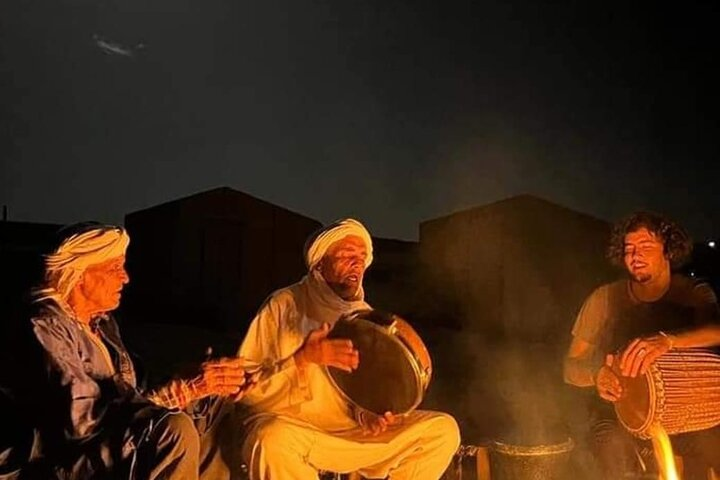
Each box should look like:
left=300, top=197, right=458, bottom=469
left=572, top=274, right=720, bottom=357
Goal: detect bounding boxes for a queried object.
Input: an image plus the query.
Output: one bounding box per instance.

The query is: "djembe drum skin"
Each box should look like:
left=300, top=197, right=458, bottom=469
left=614, top=349, right=720, bottom=439
left=325, top=309, right=432, bottom=416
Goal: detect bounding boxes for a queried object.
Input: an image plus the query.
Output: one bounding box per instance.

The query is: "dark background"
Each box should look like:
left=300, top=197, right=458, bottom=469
left=2, top=0, right=719, bottom=241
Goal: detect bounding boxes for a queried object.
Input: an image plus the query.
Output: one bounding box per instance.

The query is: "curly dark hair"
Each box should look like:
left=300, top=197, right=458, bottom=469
left=607, top=211, right=693, bottom=270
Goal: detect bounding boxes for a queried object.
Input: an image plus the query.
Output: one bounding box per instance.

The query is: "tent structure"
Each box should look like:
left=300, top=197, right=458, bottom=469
left=419, top=194, right=616, bottom=341
left=123, top=187, right=321, bottom=334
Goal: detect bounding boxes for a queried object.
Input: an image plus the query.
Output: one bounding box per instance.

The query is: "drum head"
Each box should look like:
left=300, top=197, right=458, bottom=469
left=614, top=371, right=653, bottom=433
left=326, top=317, right=422, bottom=415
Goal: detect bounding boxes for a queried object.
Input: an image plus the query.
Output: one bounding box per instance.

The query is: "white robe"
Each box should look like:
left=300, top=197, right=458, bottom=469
left=237, top=271, right=460, bottom=479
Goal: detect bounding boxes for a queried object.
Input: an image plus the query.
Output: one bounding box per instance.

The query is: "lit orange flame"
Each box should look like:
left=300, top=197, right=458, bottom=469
left=648, top=424, right=679, bottom=480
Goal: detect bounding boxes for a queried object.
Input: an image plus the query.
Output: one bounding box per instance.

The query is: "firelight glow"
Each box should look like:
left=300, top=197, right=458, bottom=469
left=649, top=424, right=679, bottom=480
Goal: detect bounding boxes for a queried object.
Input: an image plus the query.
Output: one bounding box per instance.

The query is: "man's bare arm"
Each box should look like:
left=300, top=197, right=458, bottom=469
left=671, top=324, right=720, bottom=348
left=563, top=337, right=598, bottom=387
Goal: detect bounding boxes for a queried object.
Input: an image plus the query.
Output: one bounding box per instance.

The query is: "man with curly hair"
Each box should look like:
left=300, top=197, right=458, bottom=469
left=564, top=211, right=720, bottom=479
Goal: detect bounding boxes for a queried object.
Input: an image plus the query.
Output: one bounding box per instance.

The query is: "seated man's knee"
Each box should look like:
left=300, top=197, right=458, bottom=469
left=592, top=419, right=623, bottom=441
left=253, top=419, right=304, bottom=458
left=429, top=413, right=461, bottom=454
left=156, top=412, right=200, bottom=454
left=254, top=419, right=313, bottom=460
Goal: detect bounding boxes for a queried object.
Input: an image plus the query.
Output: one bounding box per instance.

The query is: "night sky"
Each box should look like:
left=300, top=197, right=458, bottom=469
left=2, top=1, right=719, bottom=240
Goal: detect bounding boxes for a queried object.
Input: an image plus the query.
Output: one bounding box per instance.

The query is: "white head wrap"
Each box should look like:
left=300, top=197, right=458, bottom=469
left=304, top=218, right=373, bottom=270
left=36, top=225, right=130, bottom=302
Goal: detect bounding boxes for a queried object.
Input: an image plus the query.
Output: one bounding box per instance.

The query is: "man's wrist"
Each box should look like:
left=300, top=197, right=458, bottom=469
left=659, top=331, right=676, bottom=350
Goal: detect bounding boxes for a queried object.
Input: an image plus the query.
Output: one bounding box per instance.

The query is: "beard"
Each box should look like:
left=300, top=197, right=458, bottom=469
left=328, top=283, right=358, bottom=300
left=326, top=277, right=361, bottom=300
left=631, top=271, right=652, bottom=283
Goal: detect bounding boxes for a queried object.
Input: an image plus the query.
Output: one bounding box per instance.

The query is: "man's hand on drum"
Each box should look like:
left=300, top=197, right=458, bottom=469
left=619, top=334, right=672, bottom=378
left=358, top=410, right=399, bottom=436
left=295, top=322, right=359, bottom=372
left=596, top=354, right=622, bottom=402
left=196, top=357, right=256, bottom=401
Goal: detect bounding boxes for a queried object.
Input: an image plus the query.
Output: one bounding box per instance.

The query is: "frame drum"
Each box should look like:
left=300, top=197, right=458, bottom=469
left=326, top=309, right=432, bottom=415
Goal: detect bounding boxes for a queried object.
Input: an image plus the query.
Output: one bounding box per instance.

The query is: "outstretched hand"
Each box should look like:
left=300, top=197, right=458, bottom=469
left=296, top=322, right=359, bottom=372
left=196, top=357, right=254, bottom=399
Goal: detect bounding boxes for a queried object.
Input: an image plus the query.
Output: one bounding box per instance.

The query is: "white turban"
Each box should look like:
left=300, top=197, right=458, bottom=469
left=304, top=218, right=373, bottom=270
left=39, top=225, right=130, bottom=301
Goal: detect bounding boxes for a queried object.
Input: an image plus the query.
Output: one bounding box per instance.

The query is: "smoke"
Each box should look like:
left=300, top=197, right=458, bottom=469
left=412, top=200, right=616, bottom=479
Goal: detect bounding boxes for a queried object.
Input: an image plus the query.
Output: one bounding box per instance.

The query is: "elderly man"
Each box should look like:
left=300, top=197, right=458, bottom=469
left=1, top=222, right=251, bottom=479
left=237, top=218, right=460, bottom=480
left=564, top=212, right=720, bottom=479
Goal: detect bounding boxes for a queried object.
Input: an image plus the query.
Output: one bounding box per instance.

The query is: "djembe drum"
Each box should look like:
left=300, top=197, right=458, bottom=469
left=325, top=309, right=432, bottom=415
left=614, top=349, right=720, bottom=439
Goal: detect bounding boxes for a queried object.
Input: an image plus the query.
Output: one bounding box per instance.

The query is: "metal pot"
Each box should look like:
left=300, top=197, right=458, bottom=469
left=489, top=438, right=574, bottom=480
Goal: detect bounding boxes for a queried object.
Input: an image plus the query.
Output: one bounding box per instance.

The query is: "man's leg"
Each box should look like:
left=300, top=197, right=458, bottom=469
left=590, top=418, right=642, bottom=479
left=242, top=416, right=320, bottom=480
left=242, top=411, right=459, bottom=480
left=371, top=411, right=459, bottom=480
left=196, top=399, right=241, bottom=480
left=134, top=412, right=201, bottom=480
left=302, top=410, right=458, bottom=479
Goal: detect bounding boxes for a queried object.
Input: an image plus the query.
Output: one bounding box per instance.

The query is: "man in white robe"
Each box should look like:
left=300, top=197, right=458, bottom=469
left=237, top=218, right=460, bottom=479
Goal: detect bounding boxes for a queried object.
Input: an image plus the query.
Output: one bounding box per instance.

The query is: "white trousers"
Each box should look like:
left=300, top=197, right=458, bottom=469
left=241, top=410, right=460, bottom=480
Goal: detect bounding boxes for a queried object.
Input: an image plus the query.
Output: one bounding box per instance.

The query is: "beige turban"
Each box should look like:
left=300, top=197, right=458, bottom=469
left=304, top=218, right=373, bottom=270
left=39, top=225, right=130, bottom=301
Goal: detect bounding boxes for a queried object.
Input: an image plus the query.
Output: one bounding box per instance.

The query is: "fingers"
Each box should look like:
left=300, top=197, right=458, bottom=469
left=373, top=417, right=387, bottom=435
left=602, top=381, right=622, bottom=399
left=596, top=366, right=622, bottom=402
left=301, top=323, right=360, bottom=369
left=620, top=338, right=641, bottom=371
left=326, top=338, right=355, bottom=350
left=203, top=357, right=247, bottom=375
left=205, top=376, right=246, bottom=395
left=620, top=339, right=647, bottom=377
left=639, top=347, right=664, bottom=375
left=202, top=359, right=248, bottom=396
left=598, top=375, right=621, bottom=401
left=327, top=355, right=359, bottom=372
left=599, top=388, right=621, bottom=402
left=627, top=342, right=663, bottom=377
left=203, top=368, right=246, bottom=386
left=620, top=336, right=670, bottom=377
left=638, top=353, right=657, bottom=376
left=196, top=356, right=266, bottom=398
left=383, top=411, right=399, bottom=425
left=323, top=339, right=359, bottom=371
left=326, top=356, right=358, bottom=372
left=231, top=378, right=258, bottom=402
left=323, top=339, right=356, bottom=359
left=629, top=348, right=647, bottom=378
left=362, top=414, right=388, bottom=436
left=605, top=354, right=615, bottom=369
